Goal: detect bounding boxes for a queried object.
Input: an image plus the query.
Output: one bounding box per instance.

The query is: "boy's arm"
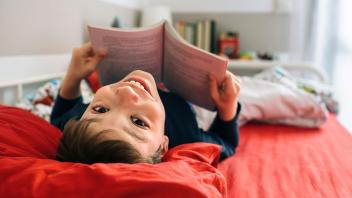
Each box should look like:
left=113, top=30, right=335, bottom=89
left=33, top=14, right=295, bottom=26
left=50, top=42, right=106, bottom=129
left=194, top=103, right=240, bottom=161
left=208, top=102, right=241, bottom=148
left=60, top=42, right=107, bottom=99
left=208, top=103, right=241, bottom=144
left=207, top=71, right=241, bottom=159
left=50, top=95, right=88, bottom=131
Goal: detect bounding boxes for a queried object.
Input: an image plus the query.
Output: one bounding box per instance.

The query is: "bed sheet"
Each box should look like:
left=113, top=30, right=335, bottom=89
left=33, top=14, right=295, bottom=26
left=219, top=115, right=352, bottom=197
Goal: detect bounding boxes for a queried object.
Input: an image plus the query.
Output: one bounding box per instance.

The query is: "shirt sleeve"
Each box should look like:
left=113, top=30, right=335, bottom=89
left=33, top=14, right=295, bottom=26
left=50, top=94, right=88, bottom=131
left=196, top=103, right=241, bottom=160
left=207, top=103, right=241, bottom=159
left=159, top=89, right=241, bottom=161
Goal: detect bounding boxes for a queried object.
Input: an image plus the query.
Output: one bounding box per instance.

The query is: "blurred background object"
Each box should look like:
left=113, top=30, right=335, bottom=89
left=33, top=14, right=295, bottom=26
left=140, top=5, right=172, bottom=27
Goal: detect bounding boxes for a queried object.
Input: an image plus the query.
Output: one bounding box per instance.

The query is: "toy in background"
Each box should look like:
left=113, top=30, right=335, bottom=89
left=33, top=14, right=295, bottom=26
left=237, top=51, right=285, bottom=61
left=85, top=70, right=101, bottom=93
left=15, top=80, right=60, bottom=121
left=16, top=79, right=94, bottom=121
left=218, top=32, right=240, bottom=59
left=111, top=17, right=121, bottom=28
left=237, top=51, right=253, bottom=60
left=257, top=52, right=274, bottom=60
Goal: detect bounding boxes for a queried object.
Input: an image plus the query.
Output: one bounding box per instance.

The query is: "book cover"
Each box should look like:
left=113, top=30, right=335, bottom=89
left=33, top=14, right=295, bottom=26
left=88, top=20, right=228, bottom=110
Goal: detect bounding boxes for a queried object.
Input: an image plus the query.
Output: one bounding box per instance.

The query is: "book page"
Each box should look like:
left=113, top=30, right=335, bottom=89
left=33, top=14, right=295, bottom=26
left=163, top=22, right=228, bottom=110
left=88, top=23, right=164, bottom=85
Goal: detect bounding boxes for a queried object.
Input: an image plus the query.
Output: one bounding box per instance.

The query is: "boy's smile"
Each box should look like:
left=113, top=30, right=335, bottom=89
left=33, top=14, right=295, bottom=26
left=81, top=70, right=169, bottom=159
left=123, top=78, right=152, bottom=97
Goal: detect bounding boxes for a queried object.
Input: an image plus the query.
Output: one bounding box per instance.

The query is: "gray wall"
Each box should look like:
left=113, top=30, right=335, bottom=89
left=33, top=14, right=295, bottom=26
left=0, top=0, right=139, bottom=56
left=0, top=0, right=311, bottom=59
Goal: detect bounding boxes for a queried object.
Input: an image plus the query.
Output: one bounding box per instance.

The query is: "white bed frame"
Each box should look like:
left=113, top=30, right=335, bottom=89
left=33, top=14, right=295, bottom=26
left=0, top=54, right=70, bottom=105
left=0, top=54, right=327, bottom=105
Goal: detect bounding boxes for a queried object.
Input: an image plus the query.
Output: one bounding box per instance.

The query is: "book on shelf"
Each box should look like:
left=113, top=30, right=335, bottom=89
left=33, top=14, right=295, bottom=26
left=175, top=21, right=197, bottom=46
left=88, top=20, right=228, bottom=110
left=175, top=19, right=218, bottom=54
left=196, top=21, right=203, bottom=49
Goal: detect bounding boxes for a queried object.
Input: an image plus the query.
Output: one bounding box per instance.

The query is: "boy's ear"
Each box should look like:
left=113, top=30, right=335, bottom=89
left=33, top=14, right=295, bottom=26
left=160, top=135, right=169, bottom=156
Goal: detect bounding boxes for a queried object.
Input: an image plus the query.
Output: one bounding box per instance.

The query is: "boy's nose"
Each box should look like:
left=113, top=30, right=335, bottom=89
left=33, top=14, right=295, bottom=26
left=114, top=86, right=139, bottom=104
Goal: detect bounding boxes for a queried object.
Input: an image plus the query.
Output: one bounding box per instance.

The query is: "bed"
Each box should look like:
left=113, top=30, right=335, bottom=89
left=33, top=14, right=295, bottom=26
left=219, top=115, right=352, bottom=197
left=0, top=54, right=351, bottom=197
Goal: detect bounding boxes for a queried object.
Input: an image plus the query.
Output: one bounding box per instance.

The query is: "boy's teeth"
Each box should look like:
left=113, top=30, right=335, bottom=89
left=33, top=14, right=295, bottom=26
left=129, top=80, right=145, bottom=90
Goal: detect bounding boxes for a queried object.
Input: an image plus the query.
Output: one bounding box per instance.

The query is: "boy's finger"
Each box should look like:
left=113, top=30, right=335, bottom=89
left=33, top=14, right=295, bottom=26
left=96, top=48, right=108, bottom=56
left=221, top=72, right=231, bottom=90
left=208, top=75, right=220, bottom=103
left=74, top=42, right=93, bottom=58
left=230, top=73, right=241, bottom=88
left=86, top=52, right=105, bottom=69
left=226, top=71, right=241, bottom=93
left=81, top=42, right=92, bottom=52
left=222, top=72, right=235, bottom=93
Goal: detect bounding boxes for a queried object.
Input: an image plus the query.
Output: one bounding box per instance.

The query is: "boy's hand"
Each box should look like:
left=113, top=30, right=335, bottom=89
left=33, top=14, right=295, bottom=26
left=67, top=42, right=107, bottom=82
left=60, top=42, right=106, bottom=99
left=209, top=71, right=241, bottom=121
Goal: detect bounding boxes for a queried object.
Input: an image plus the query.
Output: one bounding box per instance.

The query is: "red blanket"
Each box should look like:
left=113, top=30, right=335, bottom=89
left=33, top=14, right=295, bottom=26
left=0, top=106, right=226, bottom=198
left=219, top=115, right=352, bottom=197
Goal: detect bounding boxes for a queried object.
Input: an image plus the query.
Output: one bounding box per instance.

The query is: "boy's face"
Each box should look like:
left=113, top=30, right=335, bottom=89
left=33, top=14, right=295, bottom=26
left=81, top=70, right=168, bottom=159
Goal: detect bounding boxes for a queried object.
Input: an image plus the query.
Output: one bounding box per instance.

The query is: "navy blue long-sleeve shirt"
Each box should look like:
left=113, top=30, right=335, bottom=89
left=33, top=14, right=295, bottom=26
left=51, top=90, right=241, bottom=160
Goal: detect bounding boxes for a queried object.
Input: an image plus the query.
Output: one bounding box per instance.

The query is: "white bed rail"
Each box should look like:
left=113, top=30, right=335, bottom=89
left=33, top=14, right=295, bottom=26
left=227, top=60, right=328, bottom=83
left=0, top=54, right=70, bottom=105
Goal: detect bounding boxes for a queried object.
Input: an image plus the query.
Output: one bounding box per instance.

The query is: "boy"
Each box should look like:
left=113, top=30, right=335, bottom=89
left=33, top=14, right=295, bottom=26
left=51, top=42, right=241, bottom=164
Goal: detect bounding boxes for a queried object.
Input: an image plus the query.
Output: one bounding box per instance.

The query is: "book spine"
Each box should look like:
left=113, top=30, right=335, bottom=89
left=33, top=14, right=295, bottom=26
left=185, top=22, right=195, bottom=45
left=210, top=20, right=218, bottom=54
left=192, top=23, right=197, bottom=46
left=175, top=21, right=186, bottom=40
left=196, top=21, right=203, bottom=49
left=180, top=21, right=186, bottom=39
left=175, top=21, right=180, bottom=36
left=204, top=20, right=211, bottom=52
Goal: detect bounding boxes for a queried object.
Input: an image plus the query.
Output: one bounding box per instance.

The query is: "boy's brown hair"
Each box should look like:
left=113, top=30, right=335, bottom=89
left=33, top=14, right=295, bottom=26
left=56, top=119, right=162, bottom=164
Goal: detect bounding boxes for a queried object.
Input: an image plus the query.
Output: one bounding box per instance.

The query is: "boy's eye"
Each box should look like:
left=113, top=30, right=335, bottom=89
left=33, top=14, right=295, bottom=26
left=131, top=116, right=148, bottom=128
left=92, top=106, right=109, bottom=113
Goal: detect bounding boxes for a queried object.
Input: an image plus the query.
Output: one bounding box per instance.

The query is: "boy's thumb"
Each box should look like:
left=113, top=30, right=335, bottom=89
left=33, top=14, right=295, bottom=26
left=97, top=48, right=108, bottom=56
left=87, top=49, right=107, bottom=68
left=208, top=75, right=220, bottom=103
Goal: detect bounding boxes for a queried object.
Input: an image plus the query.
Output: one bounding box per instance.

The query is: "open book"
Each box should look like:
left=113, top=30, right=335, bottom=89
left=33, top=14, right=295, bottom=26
left=88, top=20, right=228, bottom=110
